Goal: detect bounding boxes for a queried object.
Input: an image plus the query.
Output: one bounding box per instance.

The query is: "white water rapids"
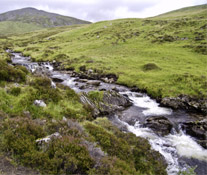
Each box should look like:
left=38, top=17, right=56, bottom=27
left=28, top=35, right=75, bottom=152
left=120, top=91, right=207, bottom=174
left=9, top=51, right=207, bottom=175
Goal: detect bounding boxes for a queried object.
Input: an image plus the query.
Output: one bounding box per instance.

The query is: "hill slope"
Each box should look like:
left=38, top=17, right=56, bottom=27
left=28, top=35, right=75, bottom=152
left=0, top=7, right=91, bottom=35
left=3, top=4, right=207, bottom=99
left=0, top=21, right=43, bottom=36
left=154, top=4, right=207, bottom=18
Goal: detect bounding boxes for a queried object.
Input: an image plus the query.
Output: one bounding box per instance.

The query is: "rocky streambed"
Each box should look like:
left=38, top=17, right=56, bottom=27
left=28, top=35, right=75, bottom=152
left=8, top=50, right=207, bottom=175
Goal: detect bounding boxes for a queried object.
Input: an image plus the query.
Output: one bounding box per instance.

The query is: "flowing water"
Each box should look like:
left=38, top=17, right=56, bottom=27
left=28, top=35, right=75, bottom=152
left=9, top=51, right=207, bottom=175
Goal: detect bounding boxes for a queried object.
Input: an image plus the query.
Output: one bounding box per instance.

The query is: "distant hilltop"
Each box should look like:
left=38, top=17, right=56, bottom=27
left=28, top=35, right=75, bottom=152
left=0, top=7, right=91, bottom=28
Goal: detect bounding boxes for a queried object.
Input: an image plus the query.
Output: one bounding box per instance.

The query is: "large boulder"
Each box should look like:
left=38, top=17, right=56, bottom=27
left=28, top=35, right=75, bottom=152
left=87, top=80, right=101, bottom=86
left=80, top=91, right=132, bottom=118
left=80, top=93, right=100, bottom=117
left=52, top=77, right=64, bottom=83
left=143, top=116, right=173, bottom=136
left=161, top=95, right=207, bottom=114
left=102, top=91, right=132, bottom=108
left=182, top=120, right=207, bottom=149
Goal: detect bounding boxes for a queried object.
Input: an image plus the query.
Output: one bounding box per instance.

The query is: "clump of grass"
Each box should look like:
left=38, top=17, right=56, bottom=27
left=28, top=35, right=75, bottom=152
left=142, top=63, right=161, bottom=71
left=9, top=87, right=21, bottom=96
left=0, top=60, right=27, bottom=83
left=29, top=76, right=62, bottom=103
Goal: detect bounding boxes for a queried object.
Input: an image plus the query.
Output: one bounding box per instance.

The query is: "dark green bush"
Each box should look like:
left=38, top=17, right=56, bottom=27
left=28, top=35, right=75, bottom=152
left=89, top=157, right=137, bottom=175
left=1, top=117, right=45, bottom=157
left=15, top=65, right=29, bottom=74
left=42, top=49, right=54, bottom=58
left=86, top=118, right=167, bottom=175
left=1, top=117, right=94, bottom=175
left=84, top=122, right=133, bottom=163
left=31, top=76, right=51, bottom=88
left=30, top=76, right=62, bottom=103
left=46, top=136, right=94, bottom=174
left=53, top=54, right=69, bottom=62
left=65, top=87, right=80, bottom=101
left=46, top=120, right=84, bottom=138
left=9, top=87, right=21, bottom=96
left=0, top=60, right=27, bottom=82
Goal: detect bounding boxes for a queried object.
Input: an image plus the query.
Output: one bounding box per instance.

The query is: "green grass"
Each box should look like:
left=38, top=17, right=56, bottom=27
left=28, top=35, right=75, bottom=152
left=154, top=4, right=207, bottom=19
left=7, top=4, right=207, bottom=98
left=0, top=21, right=43, bottom=36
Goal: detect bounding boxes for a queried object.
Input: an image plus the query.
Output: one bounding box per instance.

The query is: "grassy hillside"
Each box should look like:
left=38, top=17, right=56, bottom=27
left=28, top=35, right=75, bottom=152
left=0, top=21, right=43, bottom=36
left=7, top=4, right=207, bottom=99
left=155, top=4, right=207, bottom=19
left=0, top=7, right=91, bottom=36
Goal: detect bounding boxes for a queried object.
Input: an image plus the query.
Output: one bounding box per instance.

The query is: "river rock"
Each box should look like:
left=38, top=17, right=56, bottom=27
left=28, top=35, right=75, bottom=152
left=102, top=91, right=132, bottom=108
left=80, top=91, right=132, bottom=118
left=182, top=120, right=207, bottom=149
left=143, top=116, right=173, bottom=136
left=33, top=67, right=51, bottom=76
left=51, top=81, right=56, bottom=88
left=36, top=132, right=61, bottom=151
left=87, top=80, right=101, bottom=86
left=78, top=79, right=89, bottom=83
left=52, top=77, right=64, bottom=83
left=161, top=95, right=207, bottom=114
left=98, top=91, right=132, bottom=115
left=34, top=100, right=47, bottom=107
left=82, top=140, right=105, bottom=164
left=79, top=85, right=87, bottom=90
left=87, top=69, right=94, bottom=74
left=80, top=93, right=100, bottom=117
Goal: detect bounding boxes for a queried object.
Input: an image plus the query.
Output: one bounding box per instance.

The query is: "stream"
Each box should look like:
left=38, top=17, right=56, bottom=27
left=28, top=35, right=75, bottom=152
left=8, top=51, right=207, bottom=175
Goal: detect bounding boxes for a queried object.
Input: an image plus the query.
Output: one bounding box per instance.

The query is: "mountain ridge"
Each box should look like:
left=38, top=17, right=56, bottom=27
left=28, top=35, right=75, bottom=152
left=0, top=7, right=91, bottom=35
left=0, top=7, right=91, bottom=27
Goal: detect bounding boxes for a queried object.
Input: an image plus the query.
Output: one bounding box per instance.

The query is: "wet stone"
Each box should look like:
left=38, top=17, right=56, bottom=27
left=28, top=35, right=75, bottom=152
left=143, top=116, right=173, bottom=137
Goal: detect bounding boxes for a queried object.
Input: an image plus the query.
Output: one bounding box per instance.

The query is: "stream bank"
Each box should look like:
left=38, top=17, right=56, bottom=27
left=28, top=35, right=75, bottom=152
left=50, top=60, right=207, bottom=115
left=8, top=50, right=207, bottom=175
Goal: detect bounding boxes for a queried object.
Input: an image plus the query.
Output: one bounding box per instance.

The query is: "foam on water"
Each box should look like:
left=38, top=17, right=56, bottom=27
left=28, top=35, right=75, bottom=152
left=122, top=91, right=172, bottom=116
left=62, top=78, right=79, bottom=91
left=167, top=132, right=207, bottom=161
left=119, top=91, right=207, bottom=174
left=123, top=120, right=181, bottom=175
